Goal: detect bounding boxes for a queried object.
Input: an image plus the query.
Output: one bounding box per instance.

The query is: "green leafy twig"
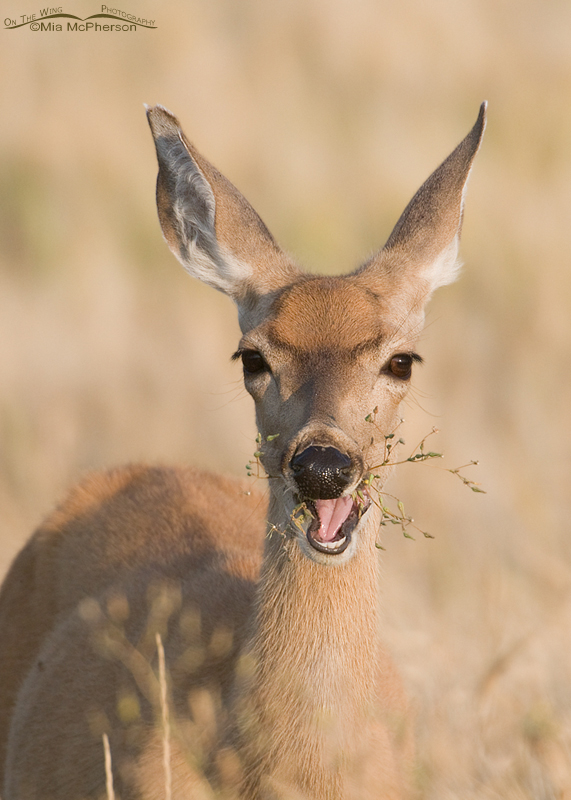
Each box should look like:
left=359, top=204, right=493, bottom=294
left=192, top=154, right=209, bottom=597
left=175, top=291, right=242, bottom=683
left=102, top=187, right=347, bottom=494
left=367, top=421, right=443, bottom=471
left=374, top=491, right=435, bottom=546
left=364, top=413, right=486, bottom=544
left=245, top=433, right=280, bottom=480
left=366, top=414, right=485, bottom=492
left=290, top=502, right=314, bottom=534
left=446, top=461, right=486, bottom=493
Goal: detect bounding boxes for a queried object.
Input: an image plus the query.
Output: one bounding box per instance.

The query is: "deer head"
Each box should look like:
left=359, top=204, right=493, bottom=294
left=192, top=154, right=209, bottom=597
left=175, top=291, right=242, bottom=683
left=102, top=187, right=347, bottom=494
left=147, top=103, right=486, bottom=566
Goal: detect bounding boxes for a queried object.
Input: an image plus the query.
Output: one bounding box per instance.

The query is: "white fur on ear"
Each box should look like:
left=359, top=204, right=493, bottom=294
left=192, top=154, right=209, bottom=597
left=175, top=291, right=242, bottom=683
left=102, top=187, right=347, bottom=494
left=425, top=235, right=462, bottom=293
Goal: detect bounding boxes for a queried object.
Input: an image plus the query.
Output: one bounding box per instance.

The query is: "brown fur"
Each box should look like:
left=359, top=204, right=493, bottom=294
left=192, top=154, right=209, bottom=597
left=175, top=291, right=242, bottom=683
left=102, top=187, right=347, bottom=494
left=0, top=103, right=485, bottom=798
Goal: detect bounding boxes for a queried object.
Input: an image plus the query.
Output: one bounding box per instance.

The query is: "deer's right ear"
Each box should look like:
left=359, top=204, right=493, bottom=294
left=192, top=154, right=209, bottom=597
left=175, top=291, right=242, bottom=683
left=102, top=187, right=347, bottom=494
left=146, top=105, right=299, bottom=317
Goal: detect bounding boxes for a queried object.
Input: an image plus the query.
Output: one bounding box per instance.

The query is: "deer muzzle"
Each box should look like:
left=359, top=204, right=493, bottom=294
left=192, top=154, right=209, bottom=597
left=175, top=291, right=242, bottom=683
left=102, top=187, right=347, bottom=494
left=290, top=445, right=355, bottom=500
left=289, top=445, right=370, bottom=556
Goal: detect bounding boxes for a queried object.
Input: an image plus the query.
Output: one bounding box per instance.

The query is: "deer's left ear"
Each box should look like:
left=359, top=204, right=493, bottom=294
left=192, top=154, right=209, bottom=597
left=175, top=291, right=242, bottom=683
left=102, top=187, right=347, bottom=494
left=356, top=102, right=486, bottom=303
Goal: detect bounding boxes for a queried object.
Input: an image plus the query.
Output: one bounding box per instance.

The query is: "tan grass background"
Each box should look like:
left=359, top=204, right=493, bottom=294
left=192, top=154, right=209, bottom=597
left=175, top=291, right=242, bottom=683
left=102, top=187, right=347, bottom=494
left=1, top=0, right=571, bottom=796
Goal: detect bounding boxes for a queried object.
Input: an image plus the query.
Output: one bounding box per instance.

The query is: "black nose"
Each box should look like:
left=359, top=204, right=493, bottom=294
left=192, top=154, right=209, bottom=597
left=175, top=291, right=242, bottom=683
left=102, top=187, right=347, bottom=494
left=290, top=446, right=354, bottom=499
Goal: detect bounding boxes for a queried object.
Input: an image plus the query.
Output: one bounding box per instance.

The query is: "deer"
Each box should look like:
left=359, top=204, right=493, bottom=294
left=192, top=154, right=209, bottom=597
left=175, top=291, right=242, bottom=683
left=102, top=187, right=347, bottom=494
left=0, top=102, right=486, bottom=799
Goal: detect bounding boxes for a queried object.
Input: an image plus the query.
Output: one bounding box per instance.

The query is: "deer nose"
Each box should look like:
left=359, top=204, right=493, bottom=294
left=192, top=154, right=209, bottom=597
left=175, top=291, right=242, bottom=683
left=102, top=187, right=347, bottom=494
left=290, top=446, right=354, bottom=499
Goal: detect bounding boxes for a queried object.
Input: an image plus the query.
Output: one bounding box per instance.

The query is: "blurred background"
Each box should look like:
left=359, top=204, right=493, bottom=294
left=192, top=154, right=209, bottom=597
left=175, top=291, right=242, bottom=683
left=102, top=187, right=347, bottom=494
left=1, top=0, right=570, bottom=796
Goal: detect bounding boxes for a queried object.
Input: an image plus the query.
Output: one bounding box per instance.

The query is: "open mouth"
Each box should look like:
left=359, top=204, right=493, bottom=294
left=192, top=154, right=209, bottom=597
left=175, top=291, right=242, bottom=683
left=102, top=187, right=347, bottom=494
left=304, top=489, right=371, bottom=555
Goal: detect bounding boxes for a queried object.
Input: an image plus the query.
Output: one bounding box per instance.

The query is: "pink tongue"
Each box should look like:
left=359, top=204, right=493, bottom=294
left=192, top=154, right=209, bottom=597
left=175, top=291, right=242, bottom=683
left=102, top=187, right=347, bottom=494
left=313, top=496, right=353, bottom=543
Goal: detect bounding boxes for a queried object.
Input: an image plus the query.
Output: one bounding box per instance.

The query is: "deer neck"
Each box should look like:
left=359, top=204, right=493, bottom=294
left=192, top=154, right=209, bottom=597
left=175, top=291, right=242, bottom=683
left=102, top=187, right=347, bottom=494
left=228, top=492, right=383, bottom=798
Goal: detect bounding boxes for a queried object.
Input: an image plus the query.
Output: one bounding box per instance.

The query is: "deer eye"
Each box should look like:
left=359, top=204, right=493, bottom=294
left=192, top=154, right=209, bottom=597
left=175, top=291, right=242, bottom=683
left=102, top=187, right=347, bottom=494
left=240, top=350, right=269, bottom=375
left=386, top=353, right=422, bottom=381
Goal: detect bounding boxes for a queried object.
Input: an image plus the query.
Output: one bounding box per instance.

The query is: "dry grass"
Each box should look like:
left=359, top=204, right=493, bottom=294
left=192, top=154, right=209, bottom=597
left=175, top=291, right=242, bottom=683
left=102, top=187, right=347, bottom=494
left=156, top=633, right=173, bottom=800
left=103, top=732, right=115, bottom=800
left=1, top=0, right=571, bottom=796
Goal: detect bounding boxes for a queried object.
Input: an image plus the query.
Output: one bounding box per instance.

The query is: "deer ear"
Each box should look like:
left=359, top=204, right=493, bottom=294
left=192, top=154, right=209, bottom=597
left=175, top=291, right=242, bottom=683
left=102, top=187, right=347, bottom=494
left=356, top=103, right=486, bottom=301
left=146, top=105, right=299, bottom=310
